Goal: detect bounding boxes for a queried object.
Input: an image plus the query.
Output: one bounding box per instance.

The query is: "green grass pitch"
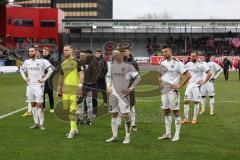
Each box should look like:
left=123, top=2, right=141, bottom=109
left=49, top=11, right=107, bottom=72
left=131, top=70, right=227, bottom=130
left=0, top=72, right=240, bottom=160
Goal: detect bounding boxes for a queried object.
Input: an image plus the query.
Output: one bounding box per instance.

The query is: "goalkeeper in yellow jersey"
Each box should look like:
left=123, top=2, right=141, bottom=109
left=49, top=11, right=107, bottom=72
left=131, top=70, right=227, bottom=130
left=57, top=45, right=84, bottom=139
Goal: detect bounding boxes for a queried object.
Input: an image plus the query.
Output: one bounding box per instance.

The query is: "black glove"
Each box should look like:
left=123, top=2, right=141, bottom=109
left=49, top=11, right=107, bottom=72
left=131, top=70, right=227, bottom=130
left=77, top=96, right=84, bottom=104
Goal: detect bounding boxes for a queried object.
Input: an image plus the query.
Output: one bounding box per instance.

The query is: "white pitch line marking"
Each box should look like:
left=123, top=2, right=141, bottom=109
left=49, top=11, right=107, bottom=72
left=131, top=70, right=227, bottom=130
left=0, top=100, right=239, bottom=120
left=0, top=107, right=27, bottom=120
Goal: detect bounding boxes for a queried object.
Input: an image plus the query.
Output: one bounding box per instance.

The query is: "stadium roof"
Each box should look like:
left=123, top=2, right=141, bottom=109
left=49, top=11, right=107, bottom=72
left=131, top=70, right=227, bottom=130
left=0, top=0, right=29, bottom=3
left=63, top=19, right=240, bottom=28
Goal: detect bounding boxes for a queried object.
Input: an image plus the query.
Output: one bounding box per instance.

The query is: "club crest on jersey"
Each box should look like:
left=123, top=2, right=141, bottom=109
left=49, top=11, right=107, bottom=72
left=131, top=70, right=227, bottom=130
left=171, top=65, right=174, bottom=68
left=122, top=68, right=125, bottom=72
left=36, top=63, right=39, bottom=66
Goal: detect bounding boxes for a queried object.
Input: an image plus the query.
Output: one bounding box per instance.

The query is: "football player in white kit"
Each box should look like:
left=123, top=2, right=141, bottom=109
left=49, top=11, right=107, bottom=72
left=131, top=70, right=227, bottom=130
left=199, top=54, right=223, bottom=115
left=158, top=46, right=191, bottom=142
left=105, top=48, right=141, bottom=144
left=20, top=47, right=54, bottom=130
left=182, top=51, right=212, bottom=125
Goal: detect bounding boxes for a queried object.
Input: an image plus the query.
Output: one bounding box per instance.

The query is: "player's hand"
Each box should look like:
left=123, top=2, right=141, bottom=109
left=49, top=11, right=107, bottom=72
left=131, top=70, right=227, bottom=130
left=209, top=78, right=215, bottom=83
left=197, top=80, right=204, bottom=85
left=171, top=83, right=181, bottom=90
left=76, top=96, right=84, bottom=104
left=38, top=79, right=45, bottom=83
left=121, top=87, right=133, bottom=96
left=24, top=78, right=30, bottom=84
left=57, top=91, right=63, bottom=97
left=159, top=84, right=164, bottom=90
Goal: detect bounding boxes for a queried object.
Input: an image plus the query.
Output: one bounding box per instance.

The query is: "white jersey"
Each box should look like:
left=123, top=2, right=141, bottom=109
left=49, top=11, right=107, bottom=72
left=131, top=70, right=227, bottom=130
left=185, top=61, right=209, bottom=87
left=202, top=61, right=221, bottom=84
left=111, top=62, right=139, bottom=96
left=21, top=58, right=51, bottom=86
left=160, top=59, right=187, bottom=92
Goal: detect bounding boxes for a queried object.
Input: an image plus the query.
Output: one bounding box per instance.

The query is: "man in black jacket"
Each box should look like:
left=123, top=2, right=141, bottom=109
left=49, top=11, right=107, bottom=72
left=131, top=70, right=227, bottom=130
left=123, top=48, right=140, bottom=131
left=95, top=49, right=108, bottom=111
left=223, top=57, right=231, bottom=81
left=77, top=50, right=98, bottom=125
left=238, top=59, right=240, bottom=80
left=42, top=47, right=55, bottom=113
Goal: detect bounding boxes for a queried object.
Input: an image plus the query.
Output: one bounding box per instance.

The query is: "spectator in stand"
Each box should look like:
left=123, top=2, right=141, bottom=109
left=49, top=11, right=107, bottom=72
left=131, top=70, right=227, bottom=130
left=147, top=41, right=154, bottom=58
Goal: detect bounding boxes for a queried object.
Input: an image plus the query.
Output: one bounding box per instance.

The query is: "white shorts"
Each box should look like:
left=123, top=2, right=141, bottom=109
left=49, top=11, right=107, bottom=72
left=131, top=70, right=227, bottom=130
left=27, top=85, right=44, bottom=103
left=161, top=90, right=180, bottom=110
left=184, top=85, right=201, bottom=102
left=109, top=94, right=130, bottom=114
left=201, top=83, right=215, bottom=97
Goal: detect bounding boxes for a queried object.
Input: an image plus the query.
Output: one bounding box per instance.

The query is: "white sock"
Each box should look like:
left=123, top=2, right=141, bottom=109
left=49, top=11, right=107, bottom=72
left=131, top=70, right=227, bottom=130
left=125, top=132, right=131, bottom=139
left=37, top=108, right=44, bottom=126
left=86, top=97, right=93, bottom=120
left=165, top=115, right=172, bottom=135
left=111, top=117, right=118, bottom=138
left=130, top=106, right=136, bottom=127
left=174, top=116, right=181, bottom=137
left=125, top=119, right=131, bottom=139
left=27, top=102, right=32, bottom=113
left=118, top=116, right=122, bottom=126
left=31, top=107, right=38, bottom=124
left=78, top=104, right=84, bottom=121
left=193, top=103, right=200, bottom=120
left=184, top=104, right=189, bottom=120
left=210, top=97, right=215, bottom=112
left=201, top=97, right=206, bottom=111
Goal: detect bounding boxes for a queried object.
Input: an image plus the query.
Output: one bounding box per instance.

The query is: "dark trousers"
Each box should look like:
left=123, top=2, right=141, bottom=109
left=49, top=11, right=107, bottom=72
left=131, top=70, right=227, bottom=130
left=223, top=69, right=229, bottom=81
left=43, top=85, right=54, bottom=109
left=239, top=69, right=240, bottom=80
left=91, top=80, right=108, bottom=115
left=97, top=80, right=107, bottom=104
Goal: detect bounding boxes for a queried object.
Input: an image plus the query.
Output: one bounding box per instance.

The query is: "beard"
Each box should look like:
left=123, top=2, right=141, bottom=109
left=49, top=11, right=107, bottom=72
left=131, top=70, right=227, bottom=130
left=164, top=55, right=170, bottom=60
left=29, top=54, right=35, bottom=58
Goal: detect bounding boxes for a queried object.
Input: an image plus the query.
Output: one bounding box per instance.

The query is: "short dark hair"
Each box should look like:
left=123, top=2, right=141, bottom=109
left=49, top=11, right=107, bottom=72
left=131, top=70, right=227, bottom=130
left=75, top=49, right=82, bottom=54
left=35, top=48, right=42, bottom=53
left=86, top=50, right=93, bottom=54
left=123, top=47, right=131, bottom=51
left=95, top=49, right=101, bottom=53
left=29, top=47, right=36, bottom=51
left=191, top=50, right=199, bottom=55
left=162, top=46, right=172, bottom=50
